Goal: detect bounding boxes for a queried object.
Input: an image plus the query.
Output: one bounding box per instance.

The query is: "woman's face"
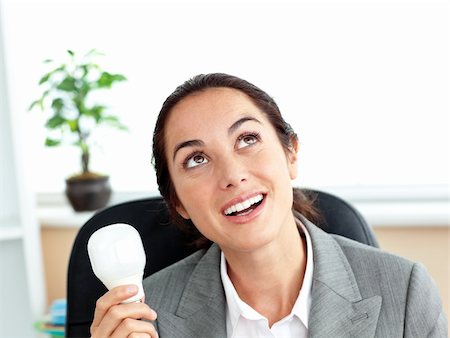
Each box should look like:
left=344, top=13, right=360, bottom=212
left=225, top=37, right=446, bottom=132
left=164, top=87, right=298, bottom=254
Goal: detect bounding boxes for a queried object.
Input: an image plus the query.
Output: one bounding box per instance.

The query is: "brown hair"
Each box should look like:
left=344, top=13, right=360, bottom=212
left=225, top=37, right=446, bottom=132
left=152, top=73, right=320, bottom=248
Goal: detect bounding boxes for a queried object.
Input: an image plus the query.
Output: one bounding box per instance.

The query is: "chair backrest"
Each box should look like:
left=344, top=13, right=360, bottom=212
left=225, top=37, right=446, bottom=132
left=65, top=189, right=378, bottom=337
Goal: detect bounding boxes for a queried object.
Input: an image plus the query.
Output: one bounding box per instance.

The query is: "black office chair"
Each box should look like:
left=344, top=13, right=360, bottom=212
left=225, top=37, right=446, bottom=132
left=65, top=189, right=378, bottom=337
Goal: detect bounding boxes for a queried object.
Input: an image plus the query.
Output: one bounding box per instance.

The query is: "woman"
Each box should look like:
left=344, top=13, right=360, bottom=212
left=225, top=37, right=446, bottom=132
left=91, top=73, right=447, bottom=337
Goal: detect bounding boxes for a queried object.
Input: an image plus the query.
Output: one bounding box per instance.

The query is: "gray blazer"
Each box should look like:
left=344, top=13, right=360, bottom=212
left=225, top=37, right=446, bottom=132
left=143, top=217, right=448, bottom=337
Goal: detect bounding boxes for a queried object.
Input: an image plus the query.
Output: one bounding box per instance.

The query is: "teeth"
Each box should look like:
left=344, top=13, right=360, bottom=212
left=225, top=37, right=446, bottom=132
left=224, top=194, right=263, bottom=216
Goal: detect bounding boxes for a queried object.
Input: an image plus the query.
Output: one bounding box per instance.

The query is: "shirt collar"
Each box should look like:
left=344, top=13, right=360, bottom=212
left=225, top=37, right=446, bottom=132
left=220, top=219, right=314, bottom=333
left=293, top=218, right=313, bottom=326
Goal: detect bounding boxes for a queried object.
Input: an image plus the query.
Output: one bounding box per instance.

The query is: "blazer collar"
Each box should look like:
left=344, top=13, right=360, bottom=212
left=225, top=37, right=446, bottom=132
left=299, top=214, right=382, bottom=338
left=157, top=244, right=227, bottom=338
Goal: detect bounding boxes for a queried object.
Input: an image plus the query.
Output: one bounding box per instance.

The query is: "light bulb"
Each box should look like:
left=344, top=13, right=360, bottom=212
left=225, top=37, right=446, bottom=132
left=87, top=223, right=146, bottom=303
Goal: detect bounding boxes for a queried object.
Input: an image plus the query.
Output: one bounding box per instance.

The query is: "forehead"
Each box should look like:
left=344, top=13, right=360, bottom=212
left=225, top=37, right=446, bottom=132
left=165, top=87, right=267, bottom=135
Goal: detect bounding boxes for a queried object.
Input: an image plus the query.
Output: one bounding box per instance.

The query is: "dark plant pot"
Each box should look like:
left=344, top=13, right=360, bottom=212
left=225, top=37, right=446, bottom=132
left=65, top=175, right=112, bottom=212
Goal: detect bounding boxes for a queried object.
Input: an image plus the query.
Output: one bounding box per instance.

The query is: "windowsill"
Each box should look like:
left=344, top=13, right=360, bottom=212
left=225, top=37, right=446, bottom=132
left=38, top=191, right=158, bottom=228
left=37, top=186, right=449, bottom=229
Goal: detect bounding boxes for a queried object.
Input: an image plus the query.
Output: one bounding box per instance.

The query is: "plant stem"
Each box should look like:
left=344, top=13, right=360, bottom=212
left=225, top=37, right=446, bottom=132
left=81, top=147, right=90, bottom=173
left=74, top=90, right=91, bottom=174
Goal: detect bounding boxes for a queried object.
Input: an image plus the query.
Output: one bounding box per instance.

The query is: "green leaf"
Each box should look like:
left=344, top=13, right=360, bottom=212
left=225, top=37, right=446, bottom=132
left=45, top=115, right=66, bottom=129
left=85, top=49, right=104, bottom=57
left=51, top=98, right=64, bottom=112
left=67, top=50, right=75, bottom=56
left=111, top=74, right=127, bottom=82
left=97, top=72, right=114, bottom=88
left=43, top=59, right=53, bottom=63
left=28, top=99, right=41, bottom=111
left=54, top=64, right=66, bottom=73
left=87, top=105, right=105, bottom=122
left=45, top=138, right=61, bottom=147
left=39, top=65, right=66, bottom=85
left=80, top=64, right=90, bottom=77
left=97, top=72, right=127, bottom=88
left=56, top=76, right=77, bottom=91
left=68, top=119, right=78, bottom=132
left=39, top=72, right=53, bottom=85
left=101, top=115, right=118, bottom=122
left=79, top=79, right=94, bottom=97
left=101, top=115, right=128, bottom=130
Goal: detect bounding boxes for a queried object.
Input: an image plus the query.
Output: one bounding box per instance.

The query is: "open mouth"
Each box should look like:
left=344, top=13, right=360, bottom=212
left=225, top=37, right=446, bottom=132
left=224, top=194, right=265, bottom=217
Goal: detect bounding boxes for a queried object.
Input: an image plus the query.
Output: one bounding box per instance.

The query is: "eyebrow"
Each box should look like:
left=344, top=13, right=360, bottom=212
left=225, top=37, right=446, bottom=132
left=228, top=116, right=261, bottom=136
left=172, top=115, right=261, bottom=161
left=173, top=139, right=205, bottom=161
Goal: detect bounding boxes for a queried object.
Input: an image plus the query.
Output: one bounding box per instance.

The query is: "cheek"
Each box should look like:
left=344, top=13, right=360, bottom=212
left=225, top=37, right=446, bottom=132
left=173, top=176, right=213, bottom=217
left=251, top=146, right=292, bottom=178
left=178, top=199, right=219, bottom=242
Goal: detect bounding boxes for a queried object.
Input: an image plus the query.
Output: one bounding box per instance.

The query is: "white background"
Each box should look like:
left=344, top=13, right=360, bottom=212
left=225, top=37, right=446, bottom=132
left=1, top=0, right=448, bottom=198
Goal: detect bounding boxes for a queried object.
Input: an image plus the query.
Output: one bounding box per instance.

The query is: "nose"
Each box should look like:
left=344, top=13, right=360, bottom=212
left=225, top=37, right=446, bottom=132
left=217, top=156, right=248, bottom=190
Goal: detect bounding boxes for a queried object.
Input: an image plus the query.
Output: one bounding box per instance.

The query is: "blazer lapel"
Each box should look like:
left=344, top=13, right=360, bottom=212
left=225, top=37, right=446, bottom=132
left=309, top=281, right=381, bottom=337
left=300, top=215, right=382, bottom=338
left=157, top=244, right=227, bottom=338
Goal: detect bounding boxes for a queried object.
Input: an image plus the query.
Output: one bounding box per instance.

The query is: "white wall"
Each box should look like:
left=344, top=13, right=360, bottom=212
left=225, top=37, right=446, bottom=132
left=0, top=3, right=46, bottom=333
left=2, top=0, right=448, bottom=199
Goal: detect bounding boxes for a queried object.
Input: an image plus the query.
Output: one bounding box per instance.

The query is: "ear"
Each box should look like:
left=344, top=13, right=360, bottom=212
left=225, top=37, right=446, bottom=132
left=176, top=203, right=191, bottom=220
left=287, top=137, right=299, bottom=180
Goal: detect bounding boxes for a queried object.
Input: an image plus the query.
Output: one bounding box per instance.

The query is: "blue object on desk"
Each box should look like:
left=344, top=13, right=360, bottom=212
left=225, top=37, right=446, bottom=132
left=34, top=321, right=65, bottom=337
left=50, top=298, right=67, bottom=326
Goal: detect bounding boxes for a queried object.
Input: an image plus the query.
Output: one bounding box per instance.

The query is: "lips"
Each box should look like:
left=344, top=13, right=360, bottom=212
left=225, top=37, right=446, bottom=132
left=222, top=193, right=265, bottom=217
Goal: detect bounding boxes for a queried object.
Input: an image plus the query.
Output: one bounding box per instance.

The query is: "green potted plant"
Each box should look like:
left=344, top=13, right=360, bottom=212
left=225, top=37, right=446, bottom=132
left=29, top=49, right=127, bottom=211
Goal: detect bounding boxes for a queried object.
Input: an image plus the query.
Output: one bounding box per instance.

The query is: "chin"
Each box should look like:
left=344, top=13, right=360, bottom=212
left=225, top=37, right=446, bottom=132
left=224, top=229, right=277, bottom=253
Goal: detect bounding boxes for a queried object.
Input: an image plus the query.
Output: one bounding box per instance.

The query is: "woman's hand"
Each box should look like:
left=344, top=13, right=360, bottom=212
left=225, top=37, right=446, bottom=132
left=90, top=284, right=158, bottom=338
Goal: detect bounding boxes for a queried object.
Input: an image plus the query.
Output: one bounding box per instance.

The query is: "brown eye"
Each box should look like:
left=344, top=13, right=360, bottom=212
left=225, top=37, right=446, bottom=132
left=185, top=153, right=208, bottom=168
left=244, top=136, right=257, bottom=144
left=193, top=155, right=204, bottom=163
left=237, top=133, right=259, bottom=149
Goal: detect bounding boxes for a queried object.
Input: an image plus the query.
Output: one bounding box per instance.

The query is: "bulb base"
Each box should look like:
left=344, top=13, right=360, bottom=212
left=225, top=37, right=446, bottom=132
left=104, top=273, right=145, bottom=303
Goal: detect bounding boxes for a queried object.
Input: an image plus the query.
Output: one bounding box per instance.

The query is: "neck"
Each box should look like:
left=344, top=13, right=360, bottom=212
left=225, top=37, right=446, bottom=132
left=223, top=217, right=307, bottom=326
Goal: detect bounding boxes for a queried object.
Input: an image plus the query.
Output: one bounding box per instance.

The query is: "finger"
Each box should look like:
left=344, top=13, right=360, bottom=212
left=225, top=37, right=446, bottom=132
left=95, top=302, right=157, bottom=337
left=91, top=285, right=139, bottom=336
left=127, top=334, right=151, bottom=338
left=112, top=317, right=159, bottom=338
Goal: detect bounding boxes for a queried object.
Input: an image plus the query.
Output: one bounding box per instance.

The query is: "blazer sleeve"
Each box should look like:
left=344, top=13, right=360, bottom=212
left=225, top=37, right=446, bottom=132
left=404, top=263, right=448, bottom=337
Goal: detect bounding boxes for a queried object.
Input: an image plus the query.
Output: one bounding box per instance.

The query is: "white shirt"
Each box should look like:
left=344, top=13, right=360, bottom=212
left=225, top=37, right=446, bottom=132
left=220, top=221, right=314, bottom=338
